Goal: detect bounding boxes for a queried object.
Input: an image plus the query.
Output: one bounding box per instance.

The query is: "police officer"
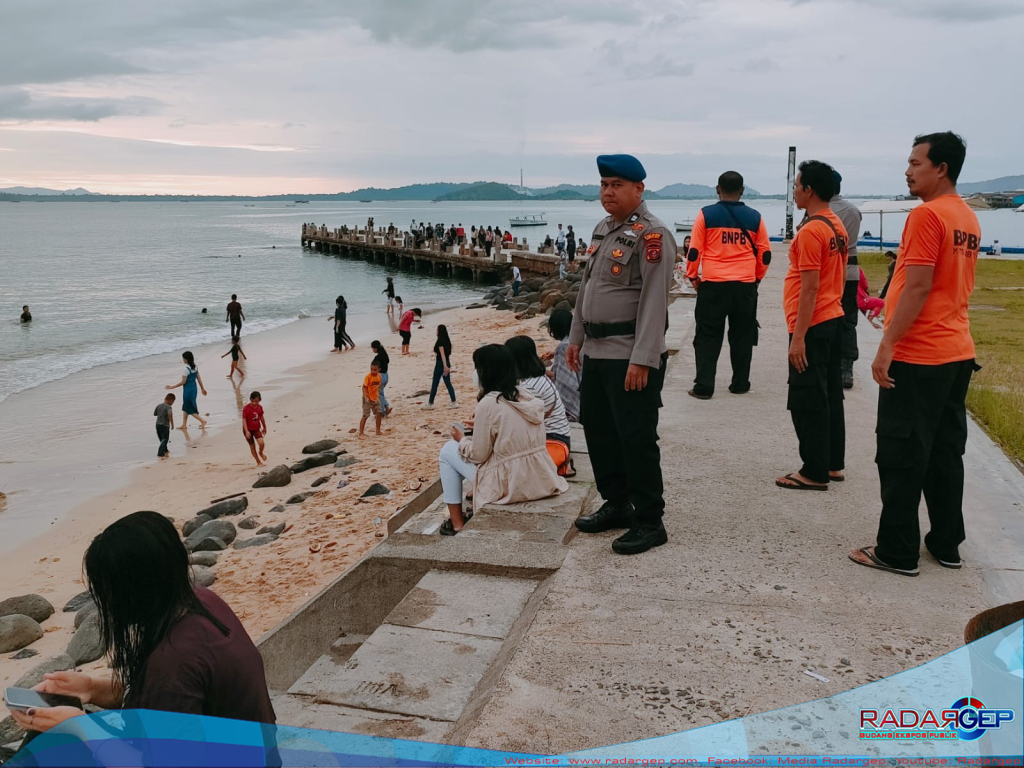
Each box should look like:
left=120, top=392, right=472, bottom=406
left=567, top=155, right=676, bottom=555
left=686, top=171, right=772, bottom=399
left=828, top=172, right=864, bottom=389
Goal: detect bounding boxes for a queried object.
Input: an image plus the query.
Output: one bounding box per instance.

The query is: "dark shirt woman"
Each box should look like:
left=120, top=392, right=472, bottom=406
left=6, top=512, right=274, bottom=738
left=332, top=295, right=355, bottom=351
left=427, top=325, right=456, bottom=407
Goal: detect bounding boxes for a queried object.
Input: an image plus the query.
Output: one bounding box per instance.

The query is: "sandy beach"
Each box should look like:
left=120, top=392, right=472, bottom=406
left=0, top=301, right=550, bottom=689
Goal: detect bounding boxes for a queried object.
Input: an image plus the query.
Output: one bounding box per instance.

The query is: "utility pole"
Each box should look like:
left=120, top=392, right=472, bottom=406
left=785, top=146, right=796, bottom=241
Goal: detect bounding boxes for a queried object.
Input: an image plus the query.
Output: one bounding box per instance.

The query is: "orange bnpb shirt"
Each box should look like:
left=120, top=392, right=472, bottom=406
left=686, top=202, right=772, bottom=283
left=363, top=372, right=381, bottom=401
left=884, top=195, right=979, bottom=365
left=783, top=208, right=848, bottom=334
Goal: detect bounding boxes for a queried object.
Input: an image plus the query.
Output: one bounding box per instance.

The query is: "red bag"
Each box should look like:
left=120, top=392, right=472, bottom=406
left=546, top=440, right=575, bottom=477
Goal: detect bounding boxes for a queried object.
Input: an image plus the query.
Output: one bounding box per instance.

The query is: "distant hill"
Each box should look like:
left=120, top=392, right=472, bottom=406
left=334, top=183, right=472, bottom=201
left=435, top=182, right=525, bottom=202
left=958, top=175, right=1024, bottom=194
left=0, top=186, right=92, bottom=195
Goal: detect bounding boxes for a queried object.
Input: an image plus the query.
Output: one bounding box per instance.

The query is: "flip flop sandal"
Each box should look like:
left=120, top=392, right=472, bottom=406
left=775, top=473, right=828, bottom=491
left=926, top=547, right=962, bottom=569
left=829, top=474, right=846, bottom=482
left=849, top=547, right=919, bottom=577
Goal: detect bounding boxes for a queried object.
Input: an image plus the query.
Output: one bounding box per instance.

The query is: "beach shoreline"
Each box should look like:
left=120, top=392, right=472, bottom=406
left=0, top=298, right=552, bottom=690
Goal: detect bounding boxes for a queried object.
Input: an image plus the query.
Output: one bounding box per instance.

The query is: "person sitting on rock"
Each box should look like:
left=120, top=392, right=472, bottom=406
left=437, top=344, right=568, bottom=535
left=6, top=512, right=276, bottom=738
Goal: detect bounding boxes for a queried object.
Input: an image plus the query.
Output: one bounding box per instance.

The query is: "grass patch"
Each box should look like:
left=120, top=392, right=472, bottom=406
left=858, top=249, right=1024, bottom=466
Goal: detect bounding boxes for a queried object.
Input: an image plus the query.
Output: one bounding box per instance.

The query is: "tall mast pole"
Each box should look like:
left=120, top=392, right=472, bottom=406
left=785, top=146, right=796, bottom=241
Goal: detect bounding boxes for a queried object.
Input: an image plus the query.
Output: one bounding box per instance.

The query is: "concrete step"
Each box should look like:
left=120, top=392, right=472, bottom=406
left=288, top=570, right=540, bottom=724
left=273, top=693, right=454, bottom=742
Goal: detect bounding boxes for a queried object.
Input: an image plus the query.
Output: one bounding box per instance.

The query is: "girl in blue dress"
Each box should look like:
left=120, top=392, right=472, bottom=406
left=166, top=351, right=208, bottom=429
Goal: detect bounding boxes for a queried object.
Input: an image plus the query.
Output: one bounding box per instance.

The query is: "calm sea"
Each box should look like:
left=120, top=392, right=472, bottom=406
left=2, top=199, right=1022, bottom=403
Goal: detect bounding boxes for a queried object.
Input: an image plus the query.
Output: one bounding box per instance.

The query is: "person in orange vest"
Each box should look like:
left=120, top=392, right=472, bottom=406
left=776, top=160, right=848, bottom=492
left=685, top=171, right=772, bottom=399
left=850, top=132, right=981, bottom=577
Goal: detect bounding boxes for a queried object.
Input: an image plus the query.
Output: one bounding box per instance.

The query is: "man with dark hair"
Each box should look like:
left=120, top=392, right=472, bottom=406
left=850, top=131, right=980, bottom=577
left=686, top=170, right=772, bottom=399
left=567, top=154, right=676, bottom=555
left=226, top=294, right=244, bottom=338
left=776, top=160, right=848, bottom=492
left=828, top=172, right=864, bottom=389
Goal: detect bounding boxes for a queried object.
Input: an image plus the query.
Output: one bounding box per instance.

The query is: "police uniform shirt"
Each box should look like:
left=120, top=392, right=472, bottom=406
left=568, top=201, right=676, bottom=368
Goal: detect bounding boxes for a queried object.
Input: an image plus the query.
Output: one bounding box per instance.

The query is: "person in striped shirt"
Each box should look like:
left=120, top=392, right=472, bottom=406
left=505, top=335, right=571, bottom=449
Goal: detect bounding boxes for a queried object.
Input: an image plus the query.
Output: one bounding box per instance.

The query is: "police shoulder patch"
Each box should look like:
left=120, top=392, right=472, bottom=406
left=644, top=231, right=663, bottom=263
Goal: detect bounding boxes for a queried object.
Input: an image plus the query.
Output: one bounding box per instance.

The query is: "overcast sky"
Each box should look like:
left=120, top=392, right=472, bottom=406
left=1, top=0, right=1020, bottom=195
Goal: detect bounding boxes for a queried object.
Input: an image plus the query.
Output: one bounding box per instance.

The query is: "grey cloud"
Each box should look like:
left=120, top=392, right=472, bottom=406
left=741, top=58, right=780, bottom=73
left=596, top=40, right=694, bottom=80
left=797, top=0, right=1024, bottom=21
left=0, top=50, right=143, bottom=88
left=0, top=89, right=162, bottom=122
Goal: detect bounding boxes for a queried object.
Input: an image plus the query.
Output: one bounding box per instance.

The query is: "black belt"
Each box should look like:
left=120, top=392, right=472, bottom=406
left=583, top=321, right=636, bottom=339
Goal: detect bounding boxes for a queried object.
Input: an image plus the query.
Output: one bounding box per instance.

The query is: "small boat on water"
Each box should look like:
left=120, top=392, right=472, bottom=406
left=294, top=200, right=309, bottom=204
left=674, top=219, right=695, bottom=234
left=509, top=213, right=547, bottom=227
left=359, top=200, right=372, bottom=203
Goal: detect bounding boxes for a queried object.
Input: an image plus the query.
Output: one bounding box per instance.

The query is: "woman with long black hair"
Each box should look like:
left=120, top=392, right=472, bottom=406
left=331, top=295, right=356, bottom=352
left=424, top=324, right=457, bottom=409
left=166, top=351, right=207, bottom=429
left=6, top=511, right=275, bottom=734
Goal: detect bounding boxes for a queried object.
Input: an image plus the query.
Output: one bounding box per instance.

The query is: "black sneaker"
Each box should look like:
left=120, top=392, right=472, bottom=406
left=574, top=501, right=634, bottom=533
left=842, top=369, right=854, bottom=389
left=612, top=522, right=668, bottom=555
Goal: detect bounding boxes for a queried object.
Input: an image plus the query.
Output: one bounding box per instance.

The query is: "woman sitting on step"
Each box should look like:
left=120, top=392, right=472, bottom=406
left=437, top=344, right=568, bottom=535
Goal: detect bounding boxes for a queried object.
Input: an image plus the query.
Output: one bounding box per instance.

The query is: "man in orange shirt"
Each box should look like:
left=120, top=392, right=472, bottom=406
left=776, top=161, right=848, bottom=492
left=851, top=132, right=980, bottom=577
left=686, top=171, right=772, bottom=399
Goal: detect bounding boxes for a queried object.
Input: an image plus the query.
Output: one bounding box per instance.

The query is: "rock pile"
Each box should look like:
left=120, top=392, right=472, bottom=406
left=479, top=274, right=582, bottom=318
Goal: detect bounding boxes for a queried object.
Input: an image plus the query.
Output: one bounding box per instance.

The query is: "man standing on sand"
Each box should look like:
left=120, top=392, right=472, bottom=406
left=828, top=173, right=864, bottom=389
left=686, top=171, right=772, bottom=399
left=776, top=160, right=848, bottom=492
left=850, top=132, right=980, bottom=577
left=226, top=294, right=244, bottom=338
left=567, top=154, right=676, bottom=555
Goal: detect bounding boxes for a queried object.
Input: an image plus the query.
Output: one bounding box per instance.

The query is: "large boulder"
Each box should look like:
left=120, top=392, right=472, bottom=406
left=189, top=551, right=220, bottom=567
left=66, top=612, right=106, bottom=665
left=289, top=452, right=338, bottom=474
left=524, top=277, right=546, bottom=291
left=192, top=536, right=228, bottom=553
left=334, top=456, right=359, bottom=469
left=256, top=522, right=286, bottom=536
left=14, top=653, right=76, bottom=689
left=253, top=465, right=292, bottom=488
left=184, top=519, right=237, bottom=551
left=191, top=565, right=216, bottom=588
left=197, top=496, right=248, bottom=519
left=0, top=615, right=44, bottom=653
left=63, top=591, right=93, bottom=613
left=302, top=439, right=340, bottom=454
left=182, top=513, right=212, bottom=537
left=234, top=534, right=279, bottom=550
left=238, top=516, right=259, bottom=530
left=74, top=602, right=98, bottom=629
left=0, top=594, right=55, bottom=624
left=554, top=300, right=573, bottom=313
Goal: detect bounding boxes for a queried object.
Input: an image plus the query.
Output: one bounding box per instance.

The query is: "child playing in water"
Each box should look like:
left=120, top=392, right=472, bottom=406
left=242, top=391, right=268, bottom=466
left=155, top=393, right=175, bottom=458
left=221, top=336, right=246, bottom=379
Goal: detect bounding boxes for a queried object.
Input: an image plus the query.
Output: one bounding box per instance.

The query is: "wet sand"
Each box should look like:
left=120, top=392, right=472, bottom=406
left=0, top=303, right=553, bottom=688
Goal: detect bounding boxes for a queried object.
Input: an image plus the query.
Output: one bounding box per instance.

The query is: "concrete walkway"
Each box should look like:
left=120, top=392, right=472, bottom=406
left=461, top=266, right=1024, bottom=754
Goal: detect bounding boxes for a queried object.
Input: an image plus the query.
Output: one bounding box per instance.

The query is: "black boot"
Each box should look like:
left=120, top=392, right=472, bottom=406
left=612, top=521, right=668, bottom=555
left=574, top=500, right=634, bottom=533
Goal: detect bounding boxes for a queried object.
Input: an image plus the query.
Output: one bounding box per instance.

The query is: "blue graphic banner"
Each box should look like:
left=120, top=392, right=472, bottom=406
left=8, top=620, right=1021, bottom=767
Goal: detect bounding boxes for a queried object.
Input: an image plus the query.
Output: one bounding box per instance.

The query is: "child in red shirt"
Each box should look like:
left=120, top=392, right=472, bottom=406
left=242, top=391, right=268, bottom=466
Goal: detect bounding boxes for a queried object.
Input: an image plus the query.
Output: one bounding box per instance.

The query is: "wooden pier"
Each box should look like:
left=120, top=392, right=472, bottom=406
left=301, top=222, right=563, bottom=281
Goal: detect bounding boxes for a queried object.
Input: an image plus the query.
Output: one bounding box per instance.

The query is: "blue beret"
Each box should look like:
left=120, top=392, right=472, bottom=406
left=597, top=154, right=646, bottom=182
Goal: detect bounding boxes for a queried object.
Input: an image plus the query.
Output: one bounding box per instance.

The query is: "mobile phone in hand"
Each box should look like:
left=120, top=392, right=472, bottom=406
left=5, top=687, right=83, bottom=711
left=453, top=422, right=473, bottom=436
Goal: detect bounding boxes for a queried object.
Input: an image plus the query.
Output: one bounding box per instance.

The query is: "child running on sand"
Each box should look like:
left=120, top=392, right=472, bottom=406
left=359, top=361, right=384, bottom=437
left=155, top=393, right=175, bottom=458
left=242, top=391, right=268, bottom=466
left=221, top=336, right=246, bottom=379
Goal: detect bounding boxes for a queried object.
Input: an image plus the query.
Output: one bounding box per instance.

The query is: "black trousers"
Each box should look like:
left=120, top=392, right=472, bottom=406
left=874, top=359, right=975, bottom=570
left=692, top=281, right=758, bottom=396
left=841, top=280, right=859, bottom=368
left=581, top=355, right=666, bottom=524
left=156, top=424, right=170, bottom=457
left=787, top=317, right=845, bottom=484
left=230, top=318, right=242, bottom=338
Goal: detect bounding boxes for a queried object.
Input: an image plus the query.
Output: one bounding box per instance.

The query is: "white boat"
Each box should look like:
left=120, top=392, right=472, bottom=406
left=509, top=214, right=547, bottom=227
left=674, top=219, right=695, bottom=234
